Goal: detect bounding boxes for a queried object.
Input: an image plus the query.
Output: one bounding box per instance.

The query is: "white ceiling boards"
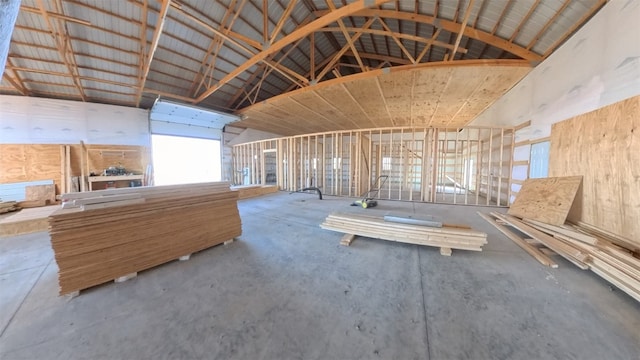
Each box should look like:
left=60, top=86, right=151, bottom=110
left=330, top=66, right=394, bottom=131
left=149, top=99, right=240, bottom=139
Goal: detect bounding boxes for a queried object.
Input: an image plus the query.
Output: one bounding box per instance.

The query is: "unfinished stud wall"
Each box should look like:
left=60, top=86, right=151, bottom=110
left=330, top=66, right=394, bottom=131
left=549, top=95, right=640, bottom=242
left=233, top=126, right=514, bottom=206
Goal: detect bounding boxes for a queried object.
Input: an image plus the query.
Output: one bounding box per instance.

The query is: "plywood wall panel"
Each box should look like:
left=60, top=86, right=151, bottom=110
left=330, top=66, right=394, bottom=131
left=237, top=61, right=530, bottom=135
left=549, top=95, right=640, bottom=242
left=0, top=144, right=150, bottom=196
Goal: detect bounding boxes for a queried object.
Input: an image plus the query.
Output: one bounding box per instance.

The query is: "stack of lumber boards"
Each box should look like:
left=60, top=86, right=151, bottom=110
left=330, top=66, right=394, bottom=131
left=480, top=212, right=640, bottom=303
left=49, top=182, right=242, bottom=295
left=0, top=201, right=20, bottom=214
left=480, top=176, right=639, bottom=302
left=231, top=184, right=278, bottom=199
left=320, top=213, right=487, bottom=255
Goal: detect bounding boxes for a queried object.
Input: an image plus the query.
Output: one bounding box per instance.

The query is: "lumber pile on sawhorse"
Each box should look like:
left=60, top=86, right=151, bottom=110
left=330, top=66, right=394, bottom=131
left=50, top=182, right=242, bottom=296
left=320, top=213, right=487, bottom=256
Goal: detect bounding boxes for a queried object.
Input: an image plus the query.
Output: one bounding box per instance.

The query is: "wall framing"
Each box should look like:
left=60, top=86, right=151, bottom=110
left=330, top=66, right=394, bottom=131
left=232, top=126, right=514, bottom=206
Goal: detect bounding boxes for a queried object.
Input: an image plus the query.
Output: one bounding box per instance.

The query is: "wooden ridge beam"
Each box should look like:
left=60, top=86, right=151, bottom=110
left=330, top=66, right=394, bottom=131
left=315, top=9, right=543, bottom=62
left=195, top=0, right=393, bottom=103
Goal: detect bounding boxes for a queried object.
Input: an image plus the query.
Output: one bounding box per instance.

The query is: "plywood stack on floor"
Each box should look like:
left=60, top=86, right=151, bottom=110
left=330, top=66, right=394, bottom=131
left=231, top=185, right=278, bottom=199
left=0, top=205, right=59, bottom=237
left=480, top=176, right=640, bottom=303
left=0, top=201, right=20, bottom=214
left=320, top=213, right=487, bottom=255
left=49, top=182, right=241, bottom=295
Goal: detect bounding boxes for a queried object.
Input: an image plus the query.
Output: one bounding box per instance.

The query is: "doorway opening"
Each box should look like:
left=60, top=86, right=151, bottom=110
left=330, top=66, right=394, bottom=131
left=151, top=134, right=221, bottom=186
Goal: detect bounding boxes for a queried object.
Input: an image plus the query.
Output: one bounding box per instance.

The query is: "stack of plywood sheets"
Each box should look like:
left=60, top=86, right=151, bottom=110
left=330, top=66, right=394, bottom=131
left=231, top=185, right=278, bottom=199
left=0, top=205, right=59, bottom=236
left=49, top=182, right=241, bottom=295
left=320, top=213, right=487, bottom=255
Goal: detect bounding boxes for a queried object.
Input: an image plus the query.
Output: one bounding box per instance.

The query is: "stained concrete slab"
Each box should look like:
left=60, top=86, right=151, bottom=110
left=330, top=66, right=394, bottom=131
left=0, top=192, right=638, bottom=359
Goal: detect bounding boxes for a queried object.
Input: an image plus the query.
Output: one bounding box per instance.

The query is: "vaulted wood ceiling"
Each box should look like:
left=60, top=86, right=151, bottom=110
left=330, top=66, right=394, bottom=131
left=1, top=0, right=606, bottom=134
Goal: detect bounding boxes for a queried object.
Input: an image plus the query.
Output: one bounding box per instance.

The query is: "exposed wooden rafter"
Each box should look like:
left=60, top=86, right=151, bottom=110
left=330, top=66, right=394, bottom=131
left=448, top=0, right=476, bottom=61
left=35, top=0, right=86, bottom=101
left=314, top=9, right=543, bottom=61
left=194, top=0, right=393, bottom=104
left=135, top=0, right=170, bottom=106
left=326, top=0, right=366, bottom=72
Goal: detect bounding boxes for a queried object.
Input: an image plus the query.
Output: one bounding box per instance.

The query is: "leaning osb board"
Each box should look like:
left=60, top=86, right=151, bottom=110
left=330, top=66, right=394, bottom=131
left=507, top=176, right=583, bottom=226
left=549, top=95, right=640, bottom=243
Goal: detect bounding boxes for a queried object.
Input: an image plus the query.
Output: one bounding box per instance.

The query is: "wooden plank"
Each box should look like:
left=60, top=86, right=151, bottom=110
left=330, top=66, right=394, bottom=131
left=523, top=218, right=598, bottom=245
left=491, top=212, right=589, bottom=269
left=477, top=212, right=558, bottom=268
left=340, top=233, right=356, bottom=246
left=508, top=176, right=582, bottom=226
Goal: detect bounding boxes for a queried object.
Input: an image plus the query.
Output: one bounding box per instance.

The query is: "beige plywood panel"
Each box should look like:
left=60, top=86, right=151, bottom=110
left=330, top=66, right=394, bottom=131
left=315, top=86, right=378, bottom=129
left=508, top=176, right=583, bottom=225
left=0, top=144, right=62, bottom=192
left=293, top=91, right=354, bottom=130
left=377, top=70, right=414, bottom=127
left=413, top=68, right=453, bottom=127
left=549, top=95, right=640, bottom=244
left=342, top=78, right=388, bottom=128
left=236, top=62, right=530, bottom=136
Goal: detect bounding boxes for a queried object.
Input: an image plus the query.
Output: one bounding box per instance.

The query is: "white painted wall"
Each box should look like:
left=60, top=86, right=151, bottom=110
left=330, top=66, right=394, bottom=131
left=471, top=0, right=640, bottom=140
left=0, top=95, right=150, bottom=146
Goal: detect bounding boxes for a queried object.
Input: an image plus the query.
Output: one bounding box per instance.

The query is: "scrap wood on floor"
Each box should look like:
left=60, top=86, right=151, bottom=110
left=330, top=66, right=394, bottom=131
left=320, top=212, right=487, bottom=256
left=479, top=211, right=640, bottom=303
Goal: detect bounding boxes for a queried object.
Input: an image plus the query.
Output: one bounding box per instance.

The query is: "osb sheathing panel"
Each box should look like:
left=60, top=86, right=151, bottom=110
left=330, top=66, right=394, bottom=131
left=0, top=144, right=61, bottom=186
left=236, top=61, right=531, bottom=135
left=0, top=144, right=150, bottom=194
left=549, top=95, right=640, bottom=243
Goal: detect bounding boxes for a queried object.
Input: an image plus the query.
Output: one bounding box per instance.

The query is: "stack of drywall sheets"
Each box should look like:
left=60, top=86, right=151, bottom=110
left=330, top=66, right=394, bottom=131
left=320, top=213, right=487, bottom=252
left=49, top=182, right=241, bottom=295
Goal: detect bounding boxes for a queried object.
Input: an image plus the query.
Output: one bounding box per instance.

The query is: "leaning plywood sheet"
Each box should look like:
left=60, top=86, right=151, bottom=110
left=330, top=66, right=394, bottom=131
left=507, top=176, right=582, bottom=226
left=549, top=95, right=640, bottom=247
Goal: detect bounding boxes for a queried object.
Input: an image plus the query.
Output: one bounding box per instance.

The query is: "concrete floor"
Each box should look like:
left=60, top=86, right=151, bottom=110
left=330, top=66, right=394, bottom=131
left=1, top=192, right=639, bottom=359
